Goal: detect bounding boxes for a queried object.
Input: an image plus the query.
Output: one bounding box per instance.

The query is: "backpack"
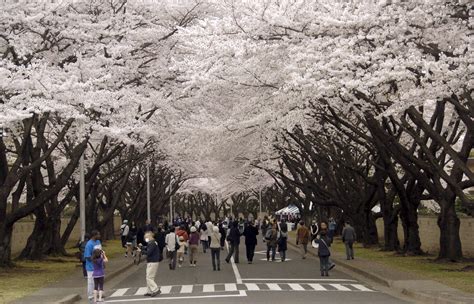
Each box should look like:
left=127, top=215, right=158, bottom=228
left=265, top=229, right=273, bottom=240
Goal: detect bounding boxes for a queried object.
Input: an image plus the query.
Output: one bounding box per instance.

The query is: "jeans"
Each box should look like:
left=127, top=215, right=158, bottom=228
left=345, top=241, right=354, bottom=259
left=87, top=271, right=94, bottom=299
left=226, top=243, right=239, bottom=263
left=211, top=248, right=220, bottom=270
left=146, top=262, right=160, bottom=293
left=319, top=256, right=330, bottom=273
left=167, top=250, right=177, bottom=269
left=201, top=240, right=208, bottom=253
left=246, top=244, right=256, bottom=262
left=279, top=250, right=286, bottom=261
left=81, top=261, right=87, bottom=278
left=266, top=245, right=276, bottom=261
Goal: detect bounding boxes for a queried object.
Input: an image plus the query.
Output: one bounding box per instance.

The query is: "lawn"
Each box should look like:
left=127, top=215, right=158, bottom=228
left=331, top=241, right=474, bottom=294
left=0, top=239, right=122, bottom=304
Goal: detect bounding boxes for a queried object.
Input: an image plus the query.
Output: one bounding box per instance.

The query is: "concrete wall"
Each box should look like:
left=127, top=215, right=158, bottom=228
left=11, top=216, right=122, bottom=256
left=376, top=216, right=474, bottom=257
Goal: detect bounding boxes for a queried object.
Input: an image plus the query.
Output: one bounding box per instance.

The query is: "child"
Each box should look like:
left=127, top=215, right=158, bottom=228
left=177, top=236, right=187, bottom=268
left=92, top=248, right=108, bottom=303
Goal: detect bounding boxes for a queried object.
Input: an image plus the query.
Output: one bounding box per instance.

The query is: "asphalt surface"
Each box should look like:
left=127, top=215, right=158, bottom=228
left=91, top=240, right=410, bottom=304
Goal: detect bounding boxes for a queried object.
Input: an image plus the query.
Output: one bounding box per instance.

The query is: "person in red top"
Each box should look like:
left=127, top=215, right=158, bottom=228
left=176, top=225, right=189, bottom=241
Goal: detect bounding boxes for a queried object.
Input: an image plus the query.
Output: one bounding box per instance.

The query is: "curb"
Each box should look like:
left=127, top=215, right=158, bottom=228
left=54, top=294, right=81, bottom=304
left=56, top=255, right=136, bottom=304
left=288, top=240, right=473, bottom=304
left=287, top=241, right=391, bottom=285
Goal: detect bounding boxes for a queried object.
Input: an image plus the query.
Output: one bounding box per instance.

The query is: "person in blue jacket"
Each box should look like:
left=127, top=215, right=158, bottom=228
left=84, top=230, right=102, bottom=303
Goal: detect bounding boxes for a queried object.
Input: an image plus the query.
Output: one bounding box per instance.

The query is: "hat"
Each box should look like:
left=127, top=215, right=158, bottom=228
left=123, top=220, right=128, bottom=224
left=179, top=236, right=185, bottom=241
left=191, top=226, right=197, bottom=233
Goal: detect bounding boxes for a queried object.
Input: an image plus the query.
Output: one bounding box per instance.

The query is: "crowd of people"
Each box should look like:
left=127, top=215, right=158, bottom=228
left=78, top=215, right=357, bottom=303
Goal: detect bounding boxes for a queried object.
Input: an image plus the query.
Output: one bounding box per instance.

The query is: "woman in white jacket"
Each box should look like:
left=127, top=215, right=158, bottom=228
left=165, top=226, right=178, bottom=270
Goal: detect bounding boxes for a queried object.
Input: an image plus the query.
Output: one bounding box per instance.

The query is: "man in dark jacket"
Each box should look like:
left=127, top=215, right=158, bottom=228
left=144, top=232, right=161, bottom=297
left=341, top=222, right=356, bottom=260
left=225, top=221, right=241, bottom=264
left=154, top=224, right=166, bottom=262
left=243, top=221, right=259, bottom=263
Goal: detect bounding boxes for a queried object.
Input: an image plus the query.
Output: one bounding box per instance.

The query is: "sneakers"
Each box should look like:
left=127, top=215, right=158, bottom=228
left=124, top=253, right=128, bottom=258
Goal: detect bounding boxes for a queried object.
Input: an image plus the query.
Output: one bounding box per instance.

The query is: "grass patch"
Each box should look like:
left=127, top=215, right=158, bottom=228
left=0, top=239, right=122, bottom=304
left=331, top=240, right=474, bottom=294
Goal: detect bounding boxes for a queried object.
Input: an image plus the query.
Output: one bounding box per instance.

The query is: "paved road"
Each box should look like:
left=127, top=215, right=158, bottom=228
left=98, top=241, right=410, bottom=304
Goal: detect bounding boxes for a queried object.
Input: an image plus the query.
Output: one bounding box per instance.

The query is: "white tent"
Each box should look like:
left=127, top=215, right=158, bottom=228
left=275, top=204, right=300, bottom=216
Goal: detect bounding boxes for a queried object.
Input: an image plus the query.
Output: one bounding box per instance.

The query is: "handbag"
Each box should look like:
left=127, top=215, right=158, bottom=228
left=175, top=235, right=180, bottom=251
left=311, top=240, right=319, bottom=249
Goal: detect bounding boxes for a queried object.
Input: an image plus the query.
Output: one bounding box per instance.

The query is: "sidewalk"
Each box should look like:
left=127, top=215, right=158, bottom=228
left=11, top=253, right=134, bottom=304
left=288, top=234, right=474, bottom=304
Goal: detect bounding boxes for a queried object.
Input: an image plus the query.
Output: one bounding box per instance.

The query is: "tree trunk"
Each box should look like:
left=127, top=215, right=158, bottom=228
left=0, top=222, right=14, bottom=267
left=43, top=213, right=67, bottom=256
left=399, top=205, right=422, bottom=255
left=437, top=201, right=462, bottom=261
left=61, top=203, right=80, bottom=247
left=382, top=211, right=400, bottom=251
left=18, top=208, right=47, bottom=260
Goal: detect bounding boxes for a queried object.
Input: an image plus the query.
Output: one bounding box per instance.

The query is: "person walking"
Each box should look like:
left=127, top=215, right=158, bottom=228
left=320, top=221, right=336, bottom=270
left=155, top=223, right=166, bottom=263
left=209, top=226, right=222, bottom=271
left=120, top=220, right=129, bottom=252
left=144, top=232, right=161, bottom=297
left=328, top=217, right=337, bottom=240
left=243, top=220, right=258, bottom=264
left=199, top=221, right=209, bottom=253
left=296, top=221, right=310, bottom=259
left=126, top=222, right=138, bottom=258
left=266, top=223, right=278, bottom=261
left=310, top=220, right=319, bottom=241
left=84, top=230, right=102, bottom=304
left=218, top=221, right=226, bottom=250
left=261, top=216, right=269, bottom=243
left=188, top=226, right=200, bottom=267
left=342, top=222, right=356, bottom=260
left=177, top=236, right=187, bottom=268
left=315, top=226, right=332, bottom=276
left=225, top=221, right=241, bottom=264
left=165, top=226, right=178, bottom=270
left=278, top=222, right=288, bottom=262
left=77, top=233, right=90, bottom=278
left=92, top=248, right=108, bottom=303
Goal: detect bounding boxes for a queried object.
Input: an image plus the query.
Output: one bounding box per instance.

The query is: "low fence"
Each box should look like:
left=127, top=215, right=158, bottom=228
left=376, top=216, right=474, bottom=257
left=11, top=216, right=122, bottom=256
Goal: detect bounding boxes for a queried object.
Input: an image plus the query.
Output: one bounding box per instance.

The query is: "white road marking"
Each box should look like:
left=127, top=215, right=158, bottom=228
left=160, top=285, right=172, bottom=294
left=288, top=283, right=305, bottom=291
left=242, top=278, right=357, bottom=282
left=308, top=283, right=327, bottom=291
left=106, top=290, right=248, bottom=302
left=245, top=283, right=260, bottom=291
left=266, top=283, right=282, bottom=291
left=259, top=258, right=292, bottom=262
left=350, top=284, right=374, bottom=292
left=225, top=283, right=238, bottom=291
left=110, top=288, right=128, bottom=298
left=180, top=285, right=193, bottom=293
left=134, top=287, right=148, bottom=295
left=203, top=284, right=215, bottom=293
left=330, top=284, right=352, bottom=291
